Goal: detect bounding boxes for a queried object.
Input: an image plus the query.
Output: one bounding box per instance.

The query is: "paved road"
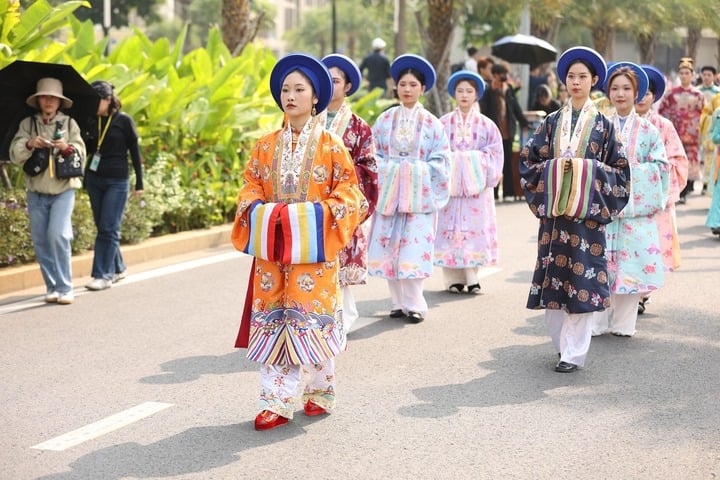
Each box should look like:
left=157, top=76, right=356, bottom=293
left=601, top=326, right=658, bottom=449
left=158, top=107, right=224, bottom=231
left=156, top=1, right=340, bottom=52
left=2, top=193, right=719, bottom=480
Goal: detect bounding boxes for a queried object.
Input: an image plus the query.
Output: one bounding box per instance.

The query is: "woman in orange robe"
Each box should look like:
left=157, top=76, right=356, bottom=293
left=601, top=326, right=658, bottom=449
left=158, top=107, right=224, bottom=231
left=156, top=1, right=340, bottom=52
left=231, top=53, right=368, bottom=430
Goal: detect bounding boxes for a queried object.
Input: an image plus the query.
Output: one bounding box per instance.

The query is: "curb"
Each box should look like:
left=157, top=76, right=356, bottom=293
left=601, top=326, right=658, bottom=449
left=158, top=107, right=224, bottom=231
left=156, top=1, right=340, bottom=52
left=0, top=223, right=234, bottom=296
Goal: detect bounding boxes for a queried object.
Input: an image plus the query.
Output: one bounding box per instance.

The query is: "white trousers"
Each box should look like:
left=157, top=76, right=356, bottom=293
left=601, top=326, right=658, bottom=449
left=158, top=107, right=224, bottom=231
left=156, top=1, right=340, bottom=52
left=593, top=293, right=640, bottom=336
left=259, top=358, right=336, bottom=419
left=442, top=267, right=479, bottom=288
left=546, top=310, right=594, bottom=367
left=387, top=278, right=427, bottom=315
left=342, top=285, right=359, bottom=332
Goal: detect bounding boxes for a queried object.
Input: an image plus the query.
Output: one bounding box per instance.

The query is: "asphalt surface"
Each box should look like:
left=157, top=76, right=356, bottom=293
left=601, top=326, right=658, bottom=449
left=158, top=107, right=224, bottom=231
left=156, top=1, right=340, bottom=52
left=1, top=192, right=718, bottom=480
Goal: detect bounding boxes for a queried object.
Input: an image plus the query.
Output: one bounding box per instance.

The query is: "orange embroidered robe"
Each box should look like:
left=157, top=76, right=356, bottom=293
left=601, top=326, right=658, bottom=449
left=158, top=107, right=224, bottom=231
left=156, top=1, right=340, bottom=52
left=231, top=122, right=368, bottom=365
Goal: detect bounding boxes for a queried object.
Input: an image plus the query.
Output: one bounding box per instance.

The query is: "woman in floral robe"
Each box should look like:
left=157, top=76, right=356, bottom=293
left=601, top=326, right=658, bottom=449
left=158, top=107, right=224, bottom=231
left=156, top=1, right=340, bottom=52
left=634, top=64, right=689, bottom=314
left=519, top=47, right=630, bottom=373
left=320, top=54, right=378, bottom=332
left=231, top=54, right=368, bottom=430
left=592, top=63, right=669, bottom=337
left=659, top=57, right=704, bottom=203
left=367, top=54, right=451, bottom=323
left=435, top=70, right=503, bottom=293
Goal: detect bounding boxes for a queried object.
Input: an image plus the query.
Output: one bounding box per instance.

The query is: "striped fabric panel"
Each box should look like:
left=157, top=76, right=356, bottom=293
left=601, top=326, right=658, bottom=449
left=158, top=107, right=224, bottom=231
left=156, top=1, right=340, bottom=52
left=244, top=202, right=283, bottom=261
left=565, top=158, right=596, bottom=219
left=376, top=162, right=400, bottom=215
left=544, top=158, right=566, bottom=218
left=460, top=151, right=486, bottom=196
left=246, top=309, right=344, bottom=365
left=397, top=161, right=425, bottom=213
left=280, top=202, right=326, bottom=264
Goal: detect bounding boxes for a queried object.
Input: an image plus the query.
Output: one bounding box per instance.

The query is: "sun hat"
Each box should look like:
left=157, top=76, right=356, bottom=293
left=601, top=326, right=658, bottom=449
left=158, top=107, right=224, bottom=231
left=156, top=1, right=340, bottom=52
left=322, top=54, right=362, bottom=97
left=391, top=54, right=437, bottom=92
left=269, top=53, right=333, bottom=114
left=26, top=77, right=73, bottom=109
left=447, top=70, right=486, bottom=100
left=556, top=46, right=607, bottom=88
left=372, top=37, right=386, bottom=50
left=640, top=65, right=666, bottom=103
left=604, top=61, right=649, bottom=103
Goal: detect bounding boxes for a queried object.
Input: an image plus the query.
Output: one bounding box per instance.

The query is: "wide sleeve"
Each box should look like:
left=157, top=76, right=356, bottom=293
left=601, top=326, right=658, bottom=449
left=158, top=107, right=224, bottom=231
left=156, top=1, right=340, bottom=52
left=231, top=139, right=271, bottom=254
left=395, top=114, right=450, bottom=213
left=519, top=113, right=631, bottom=224
left=9, top=116, right=34, bottom=165
left=279, top=137, right=368, bottom=264
left=448, top=120, right=504, bottom=196
left=348, top=115, right=378, bottom=218
left=624, top=123, right=670, bottom=217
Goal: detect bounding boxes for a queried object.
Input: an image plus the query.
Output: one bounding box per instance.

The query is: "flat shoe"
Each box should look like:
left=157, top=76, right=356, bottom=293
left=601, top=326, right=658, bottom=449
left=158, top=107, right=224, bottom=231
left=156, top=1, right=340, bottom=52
left=303, top=400, right=327, bottom=417
left=554, top=361, right=577, bottom=373
left=448, top=284, right=464, bottom=293
left=611, top=332, right=632, bottom=337
left=407, top=311, right=424, bottom=323
left=466, top=283, right=481, bottom=294
left=389, top=309, right=406, bottom=318
left=254, top=410, right=288, bottom=431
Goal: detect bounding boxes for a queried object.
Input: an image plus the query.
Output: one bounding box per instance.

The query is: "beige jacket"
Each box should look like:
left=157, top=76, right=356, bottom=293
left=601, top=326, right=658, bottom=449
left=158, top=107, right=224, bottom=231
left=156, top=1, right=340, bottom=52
left=10, top=111, right=86, bottom=194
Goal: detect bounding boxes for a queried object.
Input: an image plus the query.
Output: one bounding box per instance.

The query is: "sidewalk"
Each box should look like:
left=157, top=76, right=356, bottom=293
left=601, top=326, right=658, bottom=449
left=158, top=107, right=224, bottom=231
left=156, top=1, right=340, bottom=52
left=0, top=223, right=233, bottom=298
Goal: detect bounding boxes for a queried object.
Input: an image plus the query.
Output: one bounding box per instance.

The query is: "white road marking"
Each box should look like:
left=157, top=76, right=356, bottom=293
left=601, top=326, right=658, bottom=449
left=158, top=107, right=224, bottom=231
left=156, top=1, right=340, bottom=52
left=31, top=402, right=173, bottom=451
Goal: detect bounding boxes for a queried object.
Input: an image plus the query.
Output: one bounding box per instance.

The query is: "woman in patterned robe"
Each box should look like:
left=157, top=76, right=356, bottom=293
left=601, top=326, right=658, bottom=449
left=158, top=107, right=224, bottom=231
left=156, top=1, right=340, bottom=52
left=435, top=70, right=503, bottom=293
left=231, top=54, right=368, bottom=430
left=634, top=65, right=689, bottom=314
left=367, top=54, right=451, bottom=323
left=320, top=54, right=378, bottom=332
left=519, top=47, right=630, bottom=373
left=658, top=57, right=704, bottom=203
left=592, top=63, right=669, bottom=337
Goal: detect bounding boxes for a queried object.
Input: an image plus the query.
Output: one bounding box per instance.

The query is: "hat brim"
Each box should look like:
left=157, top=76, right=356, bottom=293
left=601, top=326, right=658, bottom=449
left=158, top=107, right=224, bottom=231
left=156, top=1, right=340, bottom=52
left=391, top=54, right=436, bottom=92
left=322, top=54, right=362, bottom=97
left=556, top=46, right=607, bottom=89
left=447, top=70, right=485, bottom=100
left=270, top=53, right=333, bottom=114
left=640, top=64, right=666, bottom=104
left=604, top=61, right=648, bottom=103
left=26, top=93, right=73, bottom=110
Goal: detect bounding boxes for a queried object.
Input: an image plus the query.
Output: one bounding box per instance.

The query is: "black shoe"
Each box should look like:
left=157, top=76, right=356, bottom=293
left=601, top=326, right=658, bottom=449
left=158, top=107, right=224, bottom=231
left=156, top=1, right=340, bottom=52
left=676, top=196, right=687, bottom=205
left=389, top=309, right=406, bottom=318
left=407, top=311, right=424, bottom=323
left=554, top=361, right=577, bottom=373
left=448, top=284, right=464, bottom=293
left=467, top=283, right=481, bottom=294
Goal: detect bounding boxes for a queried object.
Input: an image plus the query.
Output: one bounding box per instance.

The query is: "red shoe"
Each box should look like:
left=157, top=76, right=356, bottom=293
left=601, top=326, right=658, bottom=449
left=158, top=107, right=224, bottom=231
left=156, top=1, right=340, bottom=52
left=254, top=410, right=289, bottom=430
left=303, top=400, right=327, bottom=416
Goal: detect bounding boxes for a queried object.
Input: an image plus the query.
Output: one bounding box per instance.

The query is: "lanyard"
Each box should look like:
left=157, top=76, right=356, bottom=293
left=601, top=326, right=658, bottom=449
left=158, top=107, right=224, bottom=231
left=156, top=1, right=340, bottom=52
left=96, top=114, right=113, bottom=150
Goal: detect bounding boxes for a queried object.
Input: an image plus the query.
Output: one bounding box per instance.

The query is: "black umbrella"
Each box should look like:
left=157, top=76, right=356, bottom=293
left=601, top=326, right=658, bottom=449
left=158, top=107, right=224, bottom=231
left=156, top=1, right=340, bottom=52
left=0, top=60, right=100, bottom=161
left=491, top=34, right=557, bottom=66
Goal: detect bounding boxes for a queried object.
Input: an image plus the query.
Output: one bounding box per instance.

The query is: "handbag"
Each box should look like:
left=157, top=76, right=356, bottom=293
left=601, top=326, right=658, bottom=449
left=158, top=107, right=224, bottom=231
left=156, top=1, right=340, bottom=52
left=22, top=118, right=50, bottom=177
left=54, top=149, right=83, bottom=179
left=53, top=119, right=84, bottom=179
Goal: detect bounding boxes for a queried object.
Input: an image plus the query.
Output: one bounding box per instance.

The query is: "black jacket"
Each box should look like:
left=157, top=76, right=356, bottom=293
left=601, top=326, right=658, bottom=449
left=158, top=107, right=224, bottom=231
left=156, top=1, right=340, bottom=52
left=480, top=85, right=530, bottom=141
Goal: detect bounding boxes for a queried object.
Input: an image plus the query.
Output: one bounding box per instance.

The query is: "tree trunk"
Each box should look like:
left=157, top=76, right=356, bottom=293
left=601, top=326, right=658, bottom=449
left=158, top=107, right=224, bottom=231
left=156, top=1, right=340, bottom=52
left=686, top=27, right=701, bottom=59
left=592, top=26, right=612, bottom=58
left=636, top=33, right=656, bottom=65
left=395, top=0, right=407, bottom=56
left=422, top=0, right=455, bottom=116
left=222, top=0, right=263, bottom=56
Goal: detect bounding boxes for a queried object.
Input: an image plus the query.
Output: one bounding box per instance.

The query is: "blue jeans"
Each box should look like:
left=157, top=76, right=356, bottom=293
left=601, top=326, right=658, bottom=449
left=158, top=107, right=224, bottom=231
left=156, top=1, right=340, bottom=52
left=85, top=173, right=129, bottom=280
left=27, top=189, right=76, bottom=294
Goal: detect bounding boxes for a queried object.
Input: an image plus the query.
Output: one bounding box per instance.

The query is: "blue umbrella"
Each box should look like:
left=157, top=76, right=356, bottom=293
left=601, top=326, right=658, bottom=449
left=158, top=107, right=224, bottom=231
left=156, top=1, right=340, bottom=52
left=491, top=34, right=557, bottom=66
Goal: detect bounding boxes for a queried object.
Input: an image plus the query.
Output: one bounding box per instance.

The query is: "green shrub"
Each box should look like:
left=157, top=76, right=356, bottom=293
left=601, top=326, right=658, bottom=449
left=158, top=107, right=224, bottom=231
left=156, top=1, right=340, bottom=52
left=71, top=189, right=96, bottom=254
left=0, top=188, right=33, bottom=267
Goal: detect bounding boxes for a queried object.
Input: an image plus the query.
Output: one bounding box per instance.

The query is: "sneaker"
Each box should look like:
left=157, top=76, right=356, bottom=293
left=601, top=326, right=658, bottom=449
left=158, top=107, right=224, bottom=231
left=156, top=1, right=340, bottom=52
left=57, top=292, right=74, bottom=305
left=44, top=291, right=59, bottom=303
left=86, top=278, right=112, bottom=291
left=113, top=271, right=127, bottom=283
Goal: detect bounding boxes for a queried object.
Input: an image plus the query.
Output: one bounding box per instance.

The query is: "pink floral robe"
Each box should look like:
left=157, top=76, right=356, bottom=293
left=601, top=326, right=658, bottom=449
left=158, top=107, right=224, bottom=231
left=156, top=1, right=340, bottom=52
left=659, top=85, right=704, bottom=181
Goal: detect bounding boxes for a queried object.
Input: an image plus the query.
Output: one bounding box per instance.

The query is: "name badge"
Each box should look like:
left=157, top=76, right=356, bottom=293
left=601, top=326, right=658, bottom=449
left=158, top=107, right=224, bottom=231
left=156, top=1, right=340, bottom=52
left=89, top=152, right=101, bottom=171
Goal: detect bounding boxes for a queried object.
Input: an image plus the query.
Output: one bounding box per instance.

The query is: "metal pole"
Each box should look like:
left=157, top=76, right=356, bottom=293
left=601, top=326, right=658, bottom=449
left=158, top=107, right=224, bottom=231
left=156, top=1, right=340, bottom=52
left=518, top=4, right=530, bottom=112
left=103, top=0, right=111, bottom=55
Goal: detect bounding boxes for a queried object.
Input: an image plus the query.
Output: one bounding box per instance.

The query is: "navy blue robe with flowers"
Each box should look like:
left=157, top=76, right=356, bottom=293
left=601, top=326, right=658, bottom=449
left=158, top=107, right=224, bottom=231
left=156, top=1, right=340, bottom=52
left=519, top=107, right=630, bottom=314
